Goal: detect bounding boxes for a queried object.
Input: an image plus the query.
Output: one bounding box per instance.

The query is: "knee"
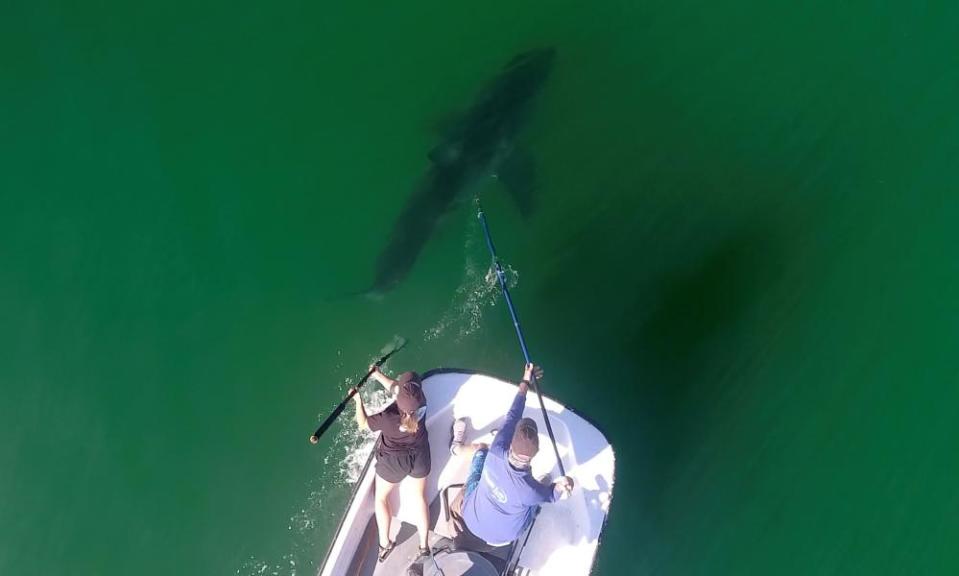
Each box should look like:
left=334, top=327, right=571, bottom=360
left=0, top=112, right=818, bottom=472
left=375, top=489, right=392, bottom=504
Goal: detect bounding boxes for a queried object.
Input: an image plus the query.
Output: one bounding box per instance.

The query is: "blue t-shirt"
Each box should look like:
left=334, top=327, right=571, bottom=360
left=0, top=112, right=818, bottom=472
left=461, top=390, right=555, bottom=545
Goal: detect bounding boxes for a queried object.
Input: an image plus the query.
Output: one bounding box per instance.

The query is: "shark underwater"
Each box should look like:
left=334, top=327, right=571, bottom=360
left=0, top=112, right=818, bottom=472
left=364, top=47, right=555, bottom=295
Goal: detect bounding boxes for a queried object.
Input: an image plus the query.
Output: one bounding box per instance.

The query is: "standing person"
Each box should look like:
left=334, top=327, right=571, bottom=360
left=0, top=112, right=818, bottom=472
left=352, top=367, right=431, bottom=563
left=448, top=363, right=574, bottom=550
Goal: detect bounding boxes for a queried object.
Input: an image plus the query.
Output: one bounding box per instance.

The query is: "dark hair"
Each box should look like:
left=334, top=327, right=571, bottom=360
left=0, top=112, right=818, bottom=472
left=510, top=418, right=539, bottom=459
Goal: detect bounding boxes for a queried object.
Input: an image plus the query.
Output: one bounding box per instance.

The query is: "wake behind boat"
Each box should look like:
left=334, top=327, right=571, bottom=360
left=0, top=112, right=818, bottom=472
left=318, top=370, right=615, bottom=576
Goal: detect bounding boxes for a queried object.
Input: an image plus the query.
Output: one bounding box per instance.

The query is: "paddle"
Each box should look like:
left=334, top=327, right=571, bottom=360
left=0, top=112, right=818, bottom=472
left=476, top=203, right=567, bottom=477
left=309, top=337, right=408, bottom=444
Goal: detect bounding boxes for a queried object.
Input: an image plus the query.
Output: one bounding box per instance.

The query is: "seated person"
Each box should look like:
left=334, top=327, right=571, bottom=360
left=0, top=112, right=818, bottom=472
left=448, top=363, right=573, bottom=550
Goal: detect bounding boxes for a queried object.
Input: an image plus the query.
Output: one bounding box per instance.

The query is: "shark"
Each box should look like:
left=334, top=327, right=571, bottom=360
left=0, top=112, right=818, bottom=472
left=365, top=47, right=555, bottom=295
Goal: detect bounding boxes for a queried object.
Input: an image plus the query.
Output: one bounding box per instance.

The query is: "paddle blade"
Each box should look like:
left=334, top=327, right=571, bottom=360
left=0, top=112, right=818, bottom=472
left=380, top=335, right=407, bottom=357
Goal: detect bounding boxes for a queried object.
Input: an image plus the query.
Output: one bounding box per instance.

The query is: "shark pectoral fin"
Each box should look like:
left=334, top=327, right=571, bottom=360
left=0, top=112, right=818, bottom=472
left=496, top=148, right=537, bottom=218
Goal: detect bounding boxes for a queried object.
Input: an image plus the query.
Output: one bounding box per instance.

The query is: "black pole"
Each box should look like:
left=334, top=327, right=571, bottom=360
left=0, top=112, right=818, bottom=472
left=477, top=204, right=566, bottom=477
left=309, top=339, right=407, bottom=444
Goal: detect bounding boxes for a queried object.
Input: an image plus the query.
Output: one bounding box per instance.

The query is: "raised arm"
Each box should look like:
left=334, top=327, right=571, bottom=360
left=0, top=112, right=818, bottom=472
left=369, top=365, right=399, bottom=394
left=491, top=363, right=540, bottom=454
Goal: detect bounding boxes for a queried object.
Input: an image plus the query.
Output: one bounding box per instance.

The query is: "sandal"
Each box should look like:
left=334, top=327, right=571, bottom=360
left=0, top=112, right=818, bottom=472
left=377, top=540, right=395, bottom=563
left=405, top=546, right=431, bottom=576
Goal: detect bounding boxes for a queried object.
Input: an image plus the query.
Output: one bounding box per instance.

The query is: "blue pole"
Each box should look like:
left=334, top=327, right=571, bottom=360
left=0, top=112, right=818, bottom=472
left=477, top=204, right=566, bottom=477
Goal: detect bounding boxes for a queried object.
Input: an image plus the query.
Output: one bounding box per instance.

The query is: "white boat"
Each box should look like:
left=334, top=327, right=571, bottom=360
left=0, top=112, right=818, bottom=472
left=318, top=369, right=616, bottom=576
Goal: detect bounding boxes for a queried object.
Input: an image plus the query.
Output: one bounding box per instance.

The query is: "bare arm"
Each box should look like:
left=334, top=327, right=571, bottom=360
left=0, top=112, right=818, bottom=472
left=352, top=388, right=370, bottom=430
left=369, top=365, right=398, bottom=394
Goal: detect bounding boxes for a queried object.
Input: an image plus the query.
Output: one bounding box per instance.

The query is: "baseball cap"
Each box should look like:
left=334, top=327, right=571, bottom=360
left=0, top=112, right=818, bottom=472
left=395, top=371, right=426, bottom=413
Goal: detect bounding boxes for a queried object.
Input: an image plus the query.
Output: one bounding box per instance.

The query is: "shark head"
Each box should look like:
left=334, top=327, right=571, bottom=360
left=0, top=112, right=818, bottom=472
left=501, top=47, right=556, bottom=94
left=429, top=48, right=555, bottom=168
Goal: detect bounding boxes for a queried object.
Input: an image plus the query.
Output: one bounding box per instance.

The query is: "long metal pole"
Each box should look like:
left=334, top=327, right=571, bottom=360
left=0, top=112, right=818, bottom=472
left=477, top=205, right=566, bottom=477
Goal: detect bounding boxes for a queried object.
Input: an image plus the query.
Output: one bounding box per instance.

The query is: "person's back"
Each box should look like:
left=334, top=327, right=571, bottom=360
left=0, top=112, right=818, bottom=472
left=455, top=363, right=573, bottom=547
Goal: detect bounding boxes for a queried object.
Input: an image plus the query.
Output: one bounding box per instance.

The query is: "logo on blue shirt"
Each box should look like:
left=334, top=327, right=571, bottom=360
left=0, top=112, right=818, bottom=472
left=485, top=475, right=508, bottom=504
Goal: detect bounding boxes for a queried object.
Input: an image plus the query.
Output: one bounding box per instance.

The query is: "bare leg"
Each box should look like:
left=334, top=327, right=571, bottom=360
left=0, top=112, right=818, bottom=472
left=374, top=475, right=398, bottom=548
left=409, top=475, right=430, bottom=548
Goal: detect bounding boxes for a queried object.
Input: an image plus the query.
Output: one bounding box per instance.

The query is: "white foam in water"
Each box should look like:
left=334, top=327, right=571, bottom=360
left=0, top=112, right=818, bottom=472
left=425, top=217, right=519, bottom=342
left=236, top=355, right=402, bottom=576
left=336, top=383, right=393, bottom=484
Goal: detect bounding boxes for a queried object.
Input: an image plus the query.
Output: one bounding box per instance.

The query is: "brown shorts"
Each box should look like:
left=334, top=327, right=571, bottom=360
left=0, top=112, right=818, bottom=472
left=375, top=443, right=431, bottom=483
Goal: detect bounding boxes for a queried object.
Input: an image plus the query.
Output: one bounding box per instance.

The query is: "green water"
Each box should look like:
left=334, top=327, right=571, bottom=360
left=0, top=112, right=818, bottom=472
left=3, top=1, right=958, bottom=574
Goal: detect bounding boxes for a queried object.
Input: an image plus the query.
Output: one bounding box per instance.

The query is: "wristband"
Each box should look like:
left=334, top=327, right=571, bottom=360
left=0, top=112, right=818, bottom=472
left=520, top=379, right=530, bottom=386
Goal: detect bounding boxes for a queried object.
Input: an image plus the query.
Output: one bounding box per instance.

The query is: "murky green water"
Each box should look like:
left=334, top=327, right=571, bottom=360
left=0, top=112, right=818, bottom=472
left=3, top=1, right=958, bottom=574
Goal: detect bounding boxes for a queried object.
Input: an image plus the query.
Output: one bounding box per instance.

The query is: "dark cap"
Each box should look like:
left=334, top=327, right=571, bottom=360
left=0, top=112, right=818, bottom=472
left=510, top=417, right=539, bottom=459
left=395, top=371, right=426, bottom=413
